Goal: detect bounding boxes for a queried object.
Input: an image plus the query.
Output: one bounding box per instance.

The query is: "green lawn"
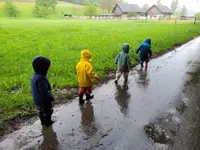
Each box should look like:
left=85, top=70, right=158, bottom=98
left=0, top=19, right=200, bottom=120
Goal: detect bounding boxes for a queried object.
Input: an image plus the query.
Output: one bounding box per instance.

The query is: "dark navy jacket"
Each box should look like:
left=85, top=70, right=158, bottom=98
left=30, top=56, right=54, bottom=107
left=136, top=38, right=152, bottom=61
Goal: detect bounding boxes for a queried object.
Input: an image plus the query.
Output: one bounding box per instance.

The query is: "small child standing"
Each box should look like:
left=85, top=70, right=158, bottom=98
left=76, top=50, right=99, bottom=104
left=136, top=38, right=152, bottom=70
left=31, top=56, right=55, bottom=127
left=115, top=43, right=131, bottom=85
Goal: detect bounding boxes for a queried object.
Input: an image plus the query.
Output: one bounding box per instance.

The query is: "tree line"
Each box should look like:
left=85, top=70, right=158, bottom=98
left=3, top=0, right=200, bottom=19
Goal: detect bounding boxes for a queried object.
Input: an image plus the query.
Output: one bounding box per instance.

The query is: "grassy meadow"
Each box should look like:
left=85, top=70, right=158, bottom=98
left=0, top=2, right=200, bottom=120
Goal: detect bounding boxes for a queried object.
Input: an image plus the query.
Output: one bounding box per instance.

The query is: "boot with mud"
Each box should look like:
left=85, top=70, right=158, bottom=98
left=86, top=94, right=94, bottom=101
left=79, top=94, right=85, bottom=104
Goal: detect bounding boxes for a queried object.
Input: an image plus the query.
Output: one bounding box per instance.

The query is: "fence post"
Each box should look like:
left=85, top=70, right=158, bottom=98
left=194, top=17, right=197, bottom=24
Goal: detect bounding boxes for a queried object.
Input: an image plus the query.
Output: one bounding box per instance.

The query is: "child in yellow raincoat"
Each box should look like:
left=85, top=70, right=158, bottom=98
left=76, top=50, right=99, bottom=104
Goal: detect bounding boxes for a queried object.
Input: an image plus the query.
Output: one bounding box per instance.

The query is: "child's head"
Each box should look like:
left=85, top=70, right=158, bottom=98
left=81, top=50, right=91, bottom=60
left=32, top=56, right=51, bottom=76
left=144, top=38, right=151, bottom=45
left=122, top=43, right=130, bottom=53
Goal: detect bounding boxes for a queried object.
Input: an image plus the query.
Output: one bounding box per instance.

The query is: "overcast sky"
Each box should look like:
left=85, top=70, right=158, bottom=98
left=125, top=0, right=200, bottom=12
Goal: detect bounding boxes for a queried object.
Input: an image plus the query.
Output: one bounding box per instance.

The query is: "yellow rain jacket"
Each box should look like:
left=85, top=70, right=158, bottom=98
left=76, top=50, right=98, bottom=87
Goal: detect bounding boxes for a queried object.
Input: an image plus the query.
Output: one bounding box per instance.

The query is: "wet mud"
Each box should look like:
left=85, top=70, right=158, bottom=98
left=0, top=37, right=200, bottom=150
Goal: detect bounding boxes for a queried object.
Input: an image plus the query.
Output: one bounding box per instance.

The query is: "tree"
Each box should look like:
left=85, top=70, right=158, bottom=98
left=142, top=4, right=149, bottom=12
left=84, top=5, right=97, bottom=18
left=84, top=0, right=91, bottom=6
left=195, top=12, right=200, bottom=19
left=157, top=0, right=162, bottom=5
left=171, top=0, right=179, bottom=15
left=100, top=0, right=119, bottom=13
left=4, top=0, right=19, bottom=17
left=33, top=0, right=57, bottom=17
left=179, top=5, right=187, bottom=16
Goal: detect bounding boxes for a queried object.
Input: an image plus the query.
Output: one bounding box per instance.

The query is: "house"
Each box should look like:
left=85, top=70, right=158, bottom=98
left=146, top=5, right=173, bottom=19
left=112, top=4, right=144, bottom=19
left=96, top=14, right=115, bottom=20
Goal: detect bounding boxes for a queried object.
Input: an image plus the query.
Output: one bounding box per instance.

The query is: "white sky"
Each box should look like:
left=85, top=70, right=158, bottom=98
left=126, top=0, right=200, bottom=12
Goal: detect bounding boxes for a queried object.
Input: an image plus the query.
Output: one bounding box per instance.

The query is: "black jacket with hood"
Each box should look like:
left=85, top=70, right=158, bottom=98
left=30, top=56, right=54, bottom=107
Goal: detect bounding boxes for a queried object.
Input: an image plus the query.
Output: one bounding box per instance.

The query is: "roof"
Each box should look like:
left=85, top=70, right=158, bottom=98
left=155, top=5, right=172, bottom=13
left=112, top=4, right=144, bottom=13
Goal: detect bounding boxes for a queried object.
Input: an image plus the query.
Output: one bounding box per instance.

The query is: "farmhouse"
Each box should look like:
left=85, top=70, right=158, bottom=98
left=146, top=5, right=173, bottom=19
left=112, top=4, right=144, bottom=19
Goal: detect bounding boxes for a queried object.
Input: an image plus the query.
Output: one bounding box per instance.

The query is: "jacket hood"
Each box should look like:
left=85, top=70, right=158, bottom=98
left=32, top=56, right=51, bottom=76
left=122, top=43, right=130, bottom=53
left=144, top=38, right=151, bottom=45
left=81, top=50, right=91, bottom=61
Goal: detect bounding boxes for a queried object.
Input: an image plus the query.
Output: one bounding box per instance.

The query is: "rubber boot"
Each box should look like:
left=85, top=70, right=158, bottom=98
left=114, top=80, right=118, bottom=84
left=39, top=115, right=45, bottom=126
left=145, top=62, right=148, bottom=71
left=140, top=61, right=144, bottom=70
left=45, top=115, right=55, bottom=127
left=79, top=94, right=84, bottom=104
left=86, top=94, right=94, bottom=101
left=124, top=78, right=128, bottom=85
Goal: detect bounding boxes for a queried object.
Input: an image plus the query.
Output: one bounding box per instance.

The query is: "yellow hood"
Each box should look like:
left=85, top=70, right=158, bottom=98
left=81, top=50, right=91, bottom=61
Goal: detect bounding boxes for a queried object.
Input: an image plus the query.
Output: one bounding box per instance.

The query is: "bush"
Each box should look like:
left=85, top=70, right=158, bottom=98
left=4, top=0, right=19, bottom=18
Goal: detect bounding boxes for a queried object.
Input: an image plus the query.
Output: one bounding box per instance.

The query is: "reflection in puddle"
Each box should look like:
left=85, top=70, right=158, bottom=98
left=136, top=70, right=150, bottom=88
left=79, top=103, right=98, bottom=136
left=115, top=85, right=131, bottom=116
left=40, top=126, right=59, bottom=150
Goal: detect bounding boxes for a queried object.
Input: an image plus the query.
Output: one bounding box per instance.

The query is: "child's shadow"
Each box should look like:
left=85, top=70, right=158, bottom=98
left=79, top=103, right=98, bottom=136
left=114, top=84, right=131, bottom=116
left=40, top=126, right=59, bottom=150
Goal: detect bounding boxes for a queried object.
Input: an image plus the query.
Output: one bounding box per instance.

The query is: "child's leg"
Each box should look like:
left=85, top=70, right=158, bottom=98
left=140, top=61, right=144, bottom=69
left=43, top=103, right=54, bottom=126
left=145, top=62, right=148, bottom=70
left=115, top=71, right=122, bottom=84
left=78, top=87, right=85, bottom=103
left=123, top=71, right=129, bottom=84
left=38, top=106, right=45, bottom=126
left=86, top=87, right=93, bottom=101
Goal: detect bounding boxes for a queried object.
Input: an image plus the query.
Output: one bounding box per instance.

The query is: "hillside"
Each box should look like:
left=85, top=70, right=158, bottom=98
left=0, top=1, right=86, bottom=18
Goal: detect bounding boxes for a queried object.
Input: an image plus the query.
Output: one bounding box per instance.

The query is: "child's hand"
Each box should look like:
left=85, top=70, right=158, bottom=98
left=96, top=75, right=100, bottom=80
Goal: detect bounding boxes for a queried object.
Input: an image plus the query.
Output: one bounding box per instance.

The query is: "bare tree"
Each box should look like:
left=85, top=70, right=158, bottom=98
left=171, top=0, right=179, bottom=15
left=179, top=5, right=187, bottom=16
left=142, top=3, right=149, bottom=12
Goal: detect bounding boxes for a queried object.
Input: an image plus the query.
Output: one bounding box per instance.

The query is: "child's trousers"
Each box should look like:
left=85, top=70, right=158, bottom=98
left=115, top=71, right=129, bottom=81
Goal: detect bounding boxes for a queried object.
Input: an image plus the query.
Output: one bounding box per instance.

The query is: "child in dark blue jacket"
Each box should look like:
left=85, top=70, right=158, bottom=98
left=136, top=38, right=152, bottom=70
left=31, top=56, right=55, bottom=126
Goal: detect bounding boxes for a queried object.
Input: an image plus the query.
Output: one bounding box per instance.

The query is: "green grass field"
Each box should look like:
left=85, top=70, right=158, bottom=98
left=0, top=18, right=200, bottom=120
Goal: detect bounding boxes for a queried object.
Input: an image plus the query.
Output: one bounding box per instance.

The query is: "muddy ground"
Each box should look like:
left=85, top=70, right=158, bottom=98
left=0, top=37, right=200, bottom=150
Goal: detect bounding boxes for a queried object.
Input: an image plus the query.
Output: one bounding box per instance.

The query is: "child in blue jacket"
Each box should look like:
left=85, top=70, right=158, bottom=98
left=136, top=38, right=152, bottom=70
left=31, top=56, right=55, bottom=127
